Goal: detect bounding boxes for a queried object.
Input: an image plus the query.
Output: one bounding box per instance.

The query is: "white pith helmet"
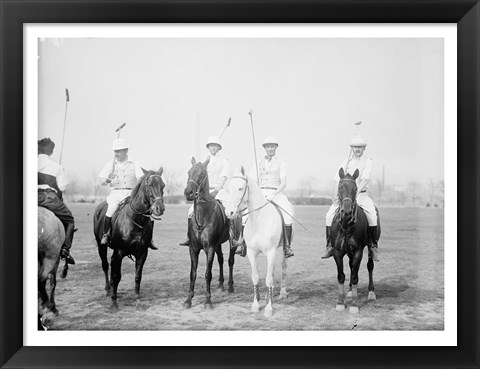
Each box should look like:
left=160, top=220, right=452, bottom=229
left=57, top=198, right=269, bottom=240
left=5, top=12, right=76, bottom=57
left=350, top=136, right=367, bottom=147
left=262, top=136, right=279, bottom=147
left=206, top=136, right=222, bottom=150
left=112, top=138, right=129, bottom=151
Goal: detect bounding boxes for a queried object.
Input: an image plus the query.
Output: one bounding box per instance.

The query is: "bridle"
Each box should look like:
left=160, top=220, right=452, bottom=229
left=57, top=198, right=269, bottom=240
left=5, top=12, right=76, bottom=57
left=187, top=166, right=208, bottom=200
left=338, top=177, right=358, bottom=232
left=231, top=176, right=269, bottom=216
left=130, top=174, right=164, bottom=219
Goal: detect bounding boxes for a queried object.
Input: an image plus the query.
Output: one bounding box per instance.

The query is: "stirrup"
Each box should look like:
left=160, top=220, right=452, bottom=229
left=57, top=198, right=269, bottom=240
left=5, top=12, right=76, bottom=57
left=60, top=249, right=75, bottom=265
left=284, top=245, right=294, bottom=258
left=369, top=246, right=379, bottom=261
left=100, top=233, right=110, bottom=245
left=235, top=243, right=247, bottom=257
left=321, top=246, right=334, bottom=259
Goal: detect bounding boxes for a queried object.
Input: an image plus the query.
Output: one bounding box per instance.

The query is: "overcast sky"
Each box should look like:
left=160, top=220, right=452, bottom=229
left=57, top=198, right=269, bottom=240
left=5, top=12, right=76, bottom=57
left=38, top=38, right=444, bottom=192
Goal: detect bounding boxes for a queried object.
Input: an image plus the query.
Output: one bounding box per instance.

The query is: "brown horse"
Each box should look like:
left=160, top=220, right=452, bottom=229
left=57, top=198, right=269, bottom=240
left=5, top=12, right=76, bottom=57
left=93, top=168, right=165, bottom=311
left=331, top=168, right=380, bottom=313
left=38, top=206, right=64, bottom=326
left=182, top=157, right=237, bottom=309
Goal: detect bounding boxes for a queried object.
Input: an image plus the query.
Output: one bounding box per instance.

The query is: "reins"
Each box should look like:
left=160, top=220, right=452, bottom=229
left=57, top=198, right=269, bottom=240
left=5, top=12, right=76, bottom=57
left=128, top=174, right=164, bottom=228
left=188, top=165, right=219, bottom=232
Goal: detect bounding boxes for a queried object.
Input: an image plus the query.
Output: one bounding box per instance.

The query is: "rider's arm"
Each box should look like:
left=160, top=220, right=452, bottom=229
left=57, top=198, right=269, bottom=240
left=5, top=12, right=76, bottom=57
left=357, top=158, right=373, bottom=194
left=99, top=162, right=114, bottom=186
left=269, top=159, right=287, bottom=199
left=356, top=178, right=369, bottom=194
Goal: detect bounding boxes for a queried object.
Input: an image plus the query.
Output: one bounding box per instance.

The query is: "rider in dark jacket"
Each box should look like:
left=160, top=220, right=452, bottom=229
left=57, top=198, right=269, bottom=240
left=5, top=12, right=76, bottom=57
left=38, top=138, right=75, bottom=264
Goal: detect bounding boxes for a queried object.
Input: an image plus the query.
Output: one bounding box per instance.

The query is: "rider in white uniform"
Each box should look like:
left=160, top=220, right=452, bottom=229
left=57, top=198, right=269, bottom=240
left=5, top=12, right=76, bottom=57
left=99, top=138, right=157, bottom=249
left=321, top=136, right=380, bottom=261
left=179, top=136, right=241, bottom=247
left=235, top=136, right=295, bottom=258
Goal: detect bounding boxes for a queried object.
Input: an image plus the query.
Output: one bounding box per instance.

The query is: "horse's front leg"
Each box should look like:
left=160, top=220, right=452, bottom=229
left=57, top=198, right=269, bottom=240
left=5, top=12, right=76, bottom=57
left=98, top=244, right=111, bottom=296
left=183, top=247, right=199, bottom=309
left=279, top=256, right=288, bottom=299
left=204, top=246, right=216, bottom=309
left=215, top=243, right=225, bottom=292
left=334, top=254, right=346, bottom=311
left=264, top=249, right=276, bottom=318
left=109, top=250, right=124, bottom=312
left=134, top=247, right=148, bottom=307
left=367, top=256, right=376, bottom=300
left=348, top=251, right=363, bottom=314
left=247, top=249, right=260, bottom=313
left=227, top=242, right=236, bottom=293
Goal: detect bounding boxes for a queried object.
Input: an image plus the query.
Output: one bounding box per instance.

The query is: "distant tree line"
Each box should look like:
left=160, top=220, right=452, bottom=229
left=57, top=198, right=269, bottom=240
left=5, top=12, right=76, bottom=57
left=63, top=170, right=444, bottom=208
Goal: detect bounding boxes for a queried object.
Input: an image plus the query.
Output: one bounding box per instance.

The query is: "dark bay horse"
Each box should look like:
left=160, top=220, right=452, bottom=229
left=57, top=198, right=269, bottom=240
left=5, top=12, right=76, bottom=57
left=93, top=168, right=165, bottom=311
left=331, top=168, right=380, bottom=313
left=182, top=157, right=237, bottom=309
left=38, top=206, right=64, bottom=324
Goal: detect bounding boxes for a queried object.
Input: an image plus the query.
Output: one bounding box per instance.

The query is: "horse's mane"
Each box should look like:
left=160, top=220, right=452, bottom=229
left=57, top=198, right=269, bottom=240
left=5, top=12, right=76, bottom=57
left=130, top=170, right=156, bottom=199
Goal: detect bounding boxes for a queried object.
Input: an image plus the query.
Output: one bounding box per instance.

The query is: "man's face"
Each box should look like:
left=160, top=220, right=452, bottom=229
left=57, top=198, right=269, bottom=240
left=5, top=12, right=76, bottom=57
left=207, top=144, right=221, bottom=155
left=264, top=144, right=278, bottom=157
left=352, top=146, right=365, bottom=157
left=114, top=149, right=128, bottom=162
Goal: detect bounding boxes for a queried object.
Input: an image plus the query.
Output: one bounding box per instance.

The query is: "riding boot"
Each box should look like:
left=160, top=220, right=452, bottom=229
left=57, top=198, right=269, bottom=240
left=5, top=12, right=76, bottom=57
left=60, top=222, right=75, bottom=265
left=321, top=226, right=334, bottom=259
left=368, top=226, right=380, bottom=261
left=149, top=220, right=158, bottom=250
left=235, top=225, right=247, bottom=257
left=100, top=216, right=112, bottom=246
left=283, top=225, right=294, bottom=258
left=179, top=219, right=191, bottom=246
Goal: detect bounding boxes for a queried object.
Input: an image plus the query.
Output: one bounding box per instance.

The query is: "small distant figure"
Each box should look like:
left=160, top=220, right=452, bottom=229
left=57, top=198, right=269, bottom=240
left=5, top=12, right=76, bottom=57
left=38, top=138, right=75, bottom=264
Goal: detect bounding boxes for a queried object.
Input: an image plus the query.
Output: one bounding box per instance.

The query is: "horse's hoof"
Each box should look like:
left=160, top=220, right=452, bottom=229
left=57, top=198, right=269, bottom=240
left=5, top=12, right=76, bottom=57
left=204, top=302, right=213, bottom=310
left=183, top=301, right=192, bottom=309
left=346, top=290, right=352, bottom=298
left=349, top=306, right=359, bottom=314
left=368, top=291, right=376, bottom=300
left=336, top=304, right=345, bottom=311
left=60, top=269, right=68, bottom=279
left=279, top=288, right=288, bottom=299
left=251, top=303, right=260, bottom=313
left=228, top=286, right=235, bottom=294
left=52, top=307, right=59, bottom=316
left=217, top=285, right=225, bottom=293
left=109, top=303, right=119, bottom=313
left=264, top=308, right=273, bottom=318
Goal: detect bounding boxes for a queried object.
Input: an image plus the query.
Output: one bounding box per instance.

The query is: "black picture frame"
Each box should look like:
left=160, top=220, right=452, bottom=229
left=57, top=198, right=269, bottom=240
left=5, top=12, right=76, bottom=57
left=1, top=1, right=478, bottom=368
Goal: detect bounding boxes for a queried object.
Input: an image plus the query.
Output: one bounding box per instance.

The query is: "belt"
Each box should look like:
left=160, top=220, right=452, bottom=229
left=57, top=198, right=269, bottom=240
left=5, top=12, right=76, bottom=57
left=112, top=188, right=132, bottom=190
left=261, top=187, right=278, bottom=190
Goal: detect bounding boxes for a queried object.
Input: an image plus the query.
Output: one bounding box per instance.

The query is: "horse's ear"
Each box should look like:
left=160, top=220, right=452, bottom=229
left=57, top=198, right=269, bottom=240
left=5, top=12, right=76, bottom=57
left=203, top=156, right=210, bottom=167
left=141, top=167, right=148, bottom=175
left=158, top=167, right=163, bottom=176
left=339, top=167, right=345, bottom=179
left=191, top=157, right=196, bottom=165
left=352, top=169, right=360, bottom=180
left=240, top=166, right=245, bottom=176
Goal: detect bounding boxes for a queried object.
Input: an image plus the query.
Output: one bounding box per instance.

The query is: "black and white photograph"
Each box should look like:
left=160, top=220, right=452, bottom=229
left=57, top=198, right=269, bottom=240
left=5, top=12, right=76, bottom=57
left=27, top=24, right=456, bottom=346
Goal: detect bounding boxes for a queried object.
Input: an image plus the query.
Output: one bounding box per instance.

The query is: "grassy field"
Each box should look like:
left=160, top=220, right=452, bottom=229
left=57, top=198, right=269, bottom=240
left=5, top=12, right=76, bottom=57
left=46, top=204, right=444, bottom=331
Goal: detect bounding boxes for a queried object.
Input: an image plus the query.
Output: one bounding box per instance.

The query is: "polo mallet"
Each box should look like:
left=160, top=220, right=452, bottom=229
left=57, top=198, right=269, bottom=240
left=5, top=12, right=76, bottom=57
left=218, top=117, right=231, bottom=139
left=102, top=122, right=127, bottom=185
left=59, top=88, right=69, bottom=165
left=248, top=110, right=260, bottom=184
left=345, top=121, right=363, bottom=172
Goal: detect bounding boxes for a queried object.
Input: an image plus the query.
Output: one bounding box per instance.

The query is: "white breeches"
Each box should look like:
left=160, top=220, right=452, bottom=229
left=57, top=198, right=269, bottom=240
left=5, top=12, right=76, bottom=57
left=325, top=192, right=377, bottom=226
left=242, top=189, right=294, bottom=225
left=187, top=189, right=228, bottom=218
left=106, top=189, right=131, bottom=217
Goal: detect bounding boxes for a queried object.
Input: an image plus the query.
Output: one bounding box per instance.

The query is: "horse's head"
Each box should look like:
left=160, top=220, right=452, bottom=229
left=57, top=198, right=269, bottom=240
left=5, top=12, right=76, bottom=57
left=224, top=166, right=249, bottom=219
left=338, top=168, right=359, bottom=219
left=184, top=156, right=210, bottom=201
left=141, top=167, right=165, bottom=220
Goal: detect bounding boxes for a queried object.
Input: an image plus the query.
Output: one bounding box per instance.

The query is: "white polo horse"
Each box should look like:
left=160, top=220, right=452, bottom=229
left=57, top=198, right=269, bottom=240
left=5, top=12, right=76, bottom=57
left=224, top=166, right=289, bottom=317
